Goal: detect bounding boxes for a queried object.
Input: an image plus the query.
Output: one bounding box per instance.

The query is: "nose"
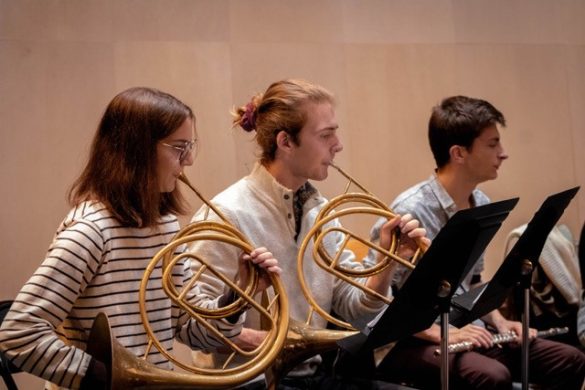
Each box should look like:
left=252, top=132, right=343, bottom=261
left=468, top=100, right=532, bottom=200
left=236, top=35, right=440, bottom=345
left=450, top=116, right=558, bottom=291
left=182, top=150, right=195, bottom=167
left=332, top=136, right=343, bottom=154
left=499, top=147, right=509, bottom=161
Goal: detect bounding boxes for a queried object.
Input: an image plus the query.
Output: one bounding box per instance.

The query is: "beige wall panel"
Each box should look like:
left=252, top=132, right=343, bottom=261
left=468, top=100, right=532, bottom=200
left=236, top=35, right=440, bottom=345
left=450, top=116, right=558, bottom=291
left=0, top=0, right=231, bottom=42
left=110, top=0, right=230, bottom=42
left=457, top=0, right=585, bottom=45
left=229, top=0, right=343, bottom=43
left=0, top=40, right=115, bottom=293
left=341, top=0, right=455, bottom=43
left=452, top=0, right=567, bottom=44
left=560, top=1, right=585, bottom=44
left=566, top=46, right=585, bottom=237
left=0, top=0, right=80, bottom=41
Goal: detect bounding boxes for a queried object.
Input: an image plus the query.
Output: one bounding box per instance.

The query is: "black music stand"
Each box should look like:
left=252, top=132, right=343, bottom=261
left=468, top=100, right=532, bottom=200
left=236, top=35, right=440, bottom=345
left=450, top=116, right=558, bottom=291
left=336, top=197, right=519, bottom=390
left=449, top=186, right=580, bottom=390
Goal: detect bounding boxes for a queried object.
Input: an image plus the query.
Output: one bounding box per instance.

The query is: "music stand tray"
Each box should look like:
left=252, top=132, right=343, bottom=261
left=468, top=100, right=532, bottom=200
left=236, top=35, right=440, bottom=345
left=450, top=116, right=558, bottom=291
left=450, top=186, right=580, bottom=328
left=338, top=197, right=520, bottom=355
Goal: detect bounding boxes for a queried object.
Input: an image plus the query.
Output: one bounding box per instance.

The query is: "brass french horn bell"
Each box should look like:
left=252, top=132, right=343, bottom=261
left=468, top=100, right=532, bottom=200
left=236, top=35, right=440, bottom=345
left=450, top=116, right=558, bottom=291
left=87, top=173, right=289, bottom=389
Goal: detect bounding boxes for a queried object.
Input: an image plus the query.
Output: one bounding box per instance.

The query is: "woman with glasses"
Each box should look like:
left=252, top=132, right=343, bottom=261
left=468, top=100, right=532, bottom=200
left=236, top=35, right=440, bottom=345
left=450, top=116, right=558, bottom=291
left=0, top=87, right=281, bottom=389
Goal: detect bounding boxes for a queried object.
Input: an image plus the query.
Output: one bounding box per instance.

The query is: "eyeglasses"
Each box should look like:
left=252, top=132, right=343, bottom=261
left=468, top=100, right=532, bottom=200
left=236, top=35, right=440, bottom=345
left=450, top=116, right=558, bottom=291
left=161, top=139, right=197, bottom=162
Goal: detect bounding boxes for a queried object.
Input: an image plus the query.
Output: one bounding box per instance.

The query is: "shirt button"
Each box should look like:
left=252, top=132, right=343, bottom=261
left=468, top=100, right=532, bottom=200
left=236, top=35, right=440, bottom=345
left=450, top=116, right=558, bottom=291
left=284, top=194, right=290, bottom=200
left=287, top=213, right=292, bottom=219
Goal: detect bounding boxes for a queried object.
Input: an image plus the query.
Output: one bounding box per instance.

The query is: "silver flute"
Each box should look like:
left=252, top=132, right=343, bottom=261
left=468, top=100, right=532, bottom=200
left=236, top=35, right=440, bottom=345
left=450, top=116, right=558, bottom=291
left=434, top=326, right=568, bottom=355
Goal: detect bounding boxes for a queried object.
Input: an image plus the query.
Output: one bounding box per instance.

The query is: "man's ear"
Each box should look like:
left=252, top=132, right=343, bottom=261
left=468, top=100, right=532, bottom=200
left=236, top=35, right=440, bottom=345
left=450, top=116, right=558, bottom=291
left=449, top=145, right=467, bottom=164
left=276, top=131, right=291, bottom=149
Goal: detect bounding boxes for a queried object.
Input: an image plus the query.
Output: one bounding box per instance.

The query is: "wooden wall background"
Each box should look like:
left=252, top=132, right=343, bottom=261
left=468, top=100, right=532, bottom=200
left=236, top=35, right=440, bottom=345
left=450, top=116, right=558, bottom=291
left=1, top=0, right=584, bottom=387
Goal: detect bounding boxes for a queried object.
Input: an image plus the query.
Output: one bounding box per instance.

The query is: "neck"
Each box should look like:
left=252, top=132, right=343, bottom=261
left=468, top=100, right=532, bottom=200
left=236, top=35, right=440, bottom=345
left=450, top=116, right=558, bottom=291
left=263, top=160, right=305, bottom=192
left=436, top=166, right=478, bottom=210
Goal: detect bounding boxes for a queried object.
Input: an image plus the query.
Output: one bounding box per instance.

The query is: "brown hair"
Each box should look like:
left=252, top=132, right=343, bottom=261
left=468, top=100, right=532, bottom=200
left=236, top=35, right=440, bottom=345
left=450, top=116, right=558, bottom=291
left=428, top=95, right=506, bottom=169
left=232, top=79, right=335, bottom=163
left=68, top=87, right=194, bottom=227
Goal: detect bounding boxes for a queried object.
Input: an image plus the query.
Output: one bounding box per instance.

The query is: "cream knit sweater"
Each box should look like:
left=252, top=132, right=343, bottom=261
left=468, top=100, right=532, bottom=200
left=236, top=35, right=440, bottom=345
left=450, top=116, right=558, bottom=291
left=189, top=163, right=389, bottom=377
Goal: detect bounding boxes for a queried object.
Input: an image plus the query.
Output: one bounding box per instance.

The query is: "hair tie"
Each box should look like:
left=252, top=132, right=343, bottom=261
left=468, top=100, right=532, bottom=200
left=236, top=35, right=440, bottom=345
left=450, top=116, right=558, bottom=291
left=240, top=101, right=257, bottom=132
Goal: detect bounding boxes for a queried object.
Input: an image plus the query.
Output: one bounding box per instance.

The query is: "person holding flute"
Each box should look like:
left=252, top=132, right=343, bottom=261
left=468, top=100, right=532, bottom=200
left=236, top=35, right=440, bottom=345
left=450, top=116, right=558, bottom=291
left=368, top=95, right=585, bottom=389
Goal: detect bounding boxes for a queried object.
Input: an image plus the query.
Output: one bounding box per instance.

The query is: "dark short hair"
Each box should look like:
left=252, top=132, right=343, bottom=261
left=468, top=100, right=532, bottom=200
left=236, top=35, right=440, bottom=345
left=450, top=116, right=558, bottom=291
left=68, top=87, right=194, bottom=227
left=428, top=95, right=506, bottom=168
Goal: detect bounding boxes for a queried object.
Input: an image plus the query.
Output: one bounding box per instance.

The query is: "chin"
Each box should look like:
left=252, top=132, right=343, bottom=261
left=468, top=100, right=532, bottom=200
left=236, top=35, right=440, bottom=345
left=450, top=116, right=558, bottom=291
left=313, top=172, right=328, bottom=182
left=162, top=183, right=176, bottom=193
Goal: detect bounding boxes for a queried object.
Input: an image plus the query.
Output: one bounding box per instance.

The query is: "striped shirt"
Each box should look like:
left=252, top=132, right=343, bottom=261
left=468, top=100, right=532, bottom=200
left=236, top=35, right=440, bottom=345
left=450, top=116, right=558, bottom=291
left=0, top=201, right=240, bottom=389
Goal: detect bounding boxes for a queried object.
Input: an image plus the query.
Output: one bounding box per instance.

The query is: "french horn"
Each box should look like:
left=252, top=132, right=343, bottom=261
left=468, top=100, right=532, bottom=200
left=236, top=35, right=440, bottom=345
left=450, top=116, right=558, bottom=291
left=297, top=163, right=428, bottom=329
left=86, top=173, right=289, bottom=389
left=265, top=163, right=429, bottom=387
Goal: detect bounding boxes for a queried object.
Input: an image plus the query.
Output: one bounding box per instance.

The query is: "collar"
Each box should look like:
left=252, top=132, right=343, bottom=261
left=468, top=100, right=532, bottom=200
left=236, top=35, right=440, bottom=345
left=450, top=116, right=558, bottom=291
left=294, top=181, right=318, bottom=204
left=428, top=173, right=459, bottom=218
left=248, top=162, right=295, bottom=199
left=428, top=173, right=484, bottom=217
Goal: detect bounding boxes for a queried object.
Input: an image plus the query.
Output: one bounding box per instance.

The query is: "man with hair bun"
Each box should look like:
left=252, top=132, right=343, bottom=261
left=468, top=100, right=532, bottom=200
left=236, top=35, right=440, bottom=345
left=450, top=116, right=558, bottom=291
left=188, top=79, right=429, bottom=389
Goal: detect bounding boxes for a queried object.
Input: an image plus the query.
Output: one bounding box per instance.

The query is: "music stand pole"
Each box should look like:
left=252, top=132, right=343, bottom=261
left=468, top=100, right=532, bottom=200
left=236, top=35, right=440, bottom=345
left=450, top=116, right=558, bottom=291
left=437, top=280, right=452, bottom=390
left=520, top=259, right=533, bottom=390
left=440, top=312, right=449, bottom=390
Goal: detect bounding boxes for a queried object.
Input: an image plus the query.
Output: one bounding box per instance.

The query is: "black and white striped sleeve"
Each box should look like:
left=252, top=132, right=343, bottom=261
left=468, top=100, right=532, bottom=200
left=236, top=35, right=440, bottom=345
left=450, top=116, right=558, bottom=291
left=173, top=257, right=243, bottom=352
left=0, top=219, right=104, bottom=389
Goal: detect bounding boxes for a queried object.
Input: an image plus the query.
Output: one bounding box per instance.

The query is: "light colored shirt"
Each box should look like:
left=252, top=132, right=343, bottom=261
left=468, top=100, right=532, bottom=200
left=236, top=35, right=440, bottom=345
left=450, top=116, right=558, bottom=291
left=369, top=174, right=488, bottom=293
left=189, top=162, right=389, bottom=377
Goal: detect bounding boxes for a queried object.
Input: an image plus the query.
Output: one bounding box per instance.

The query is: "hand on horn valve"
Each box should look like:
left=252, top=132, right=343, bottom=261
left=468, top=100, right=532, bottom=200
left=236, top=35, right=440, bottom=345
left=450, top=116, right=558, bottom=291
left=379, top=213, right=430, bottom=260
left=238, top=247, right=282, bottom=294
